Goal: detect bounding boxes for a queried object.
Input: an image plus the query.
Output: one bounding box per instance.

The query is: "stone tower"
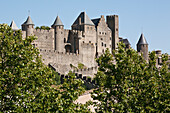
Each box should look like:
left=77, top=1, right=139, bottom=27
left=137, top=33, right=148, bottom=61
left=21, top=16, right=34, bottom=37
left=71, top=12, right=96, bottom=53
left=51, top=16, right=64, bottom=52
left=106, top=15, right=119, bottom=51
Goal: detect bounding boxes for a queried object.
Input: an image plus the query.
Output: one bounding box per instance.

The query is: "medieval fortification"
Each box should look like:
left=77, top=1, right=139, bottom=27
left=10, top=12, right=170, bottom=79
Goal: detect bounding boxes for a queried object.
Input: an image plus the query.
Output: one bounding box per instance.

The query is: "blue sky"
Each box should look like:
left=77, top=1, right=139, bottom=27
left=1, top=0, right=170, bottom=54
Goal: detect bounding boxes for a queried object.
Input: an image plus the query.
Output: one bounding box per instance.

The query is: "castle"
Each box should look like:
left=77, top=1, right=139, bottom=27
left=10, top=12, right=170, bottom=77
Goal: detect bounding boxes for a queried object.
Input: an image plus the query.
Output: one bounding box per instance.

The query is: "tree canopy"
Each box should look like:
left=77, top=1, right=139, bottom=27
left=35, top=26, right=50, bottom=30
left=91, top=43, right=170, bottom=112
left=0, top=24, right=169, bottom=112
left=0, top=24, right=90, bottom=112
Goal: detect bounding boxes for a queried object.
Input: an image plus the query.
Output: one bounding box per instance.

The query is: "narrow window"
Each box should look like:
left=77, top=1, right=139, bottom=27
left=102, top=42, right=103, bottom=46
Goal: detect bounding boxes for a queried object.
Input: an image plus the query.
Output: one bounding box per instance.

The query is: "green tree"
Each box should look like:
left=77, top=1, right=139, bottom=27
left=55, top=71, right=91, bottom=112
left=91, top=43, right=170, bottom=112
left=0, top=24, right=90, bottom=112
left=35, top=26, right=50, bottom=30
left=78, top=63, right=86, bottom=70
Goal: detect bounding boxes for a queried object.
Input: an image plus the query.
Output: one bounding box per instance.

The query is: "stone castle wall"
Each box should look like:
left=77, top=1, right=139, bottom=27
left=19, top=12, right=120, bottom=76
left=39, top=47, right=97, bottom=75
left=33, top=29, right=54, bottom=50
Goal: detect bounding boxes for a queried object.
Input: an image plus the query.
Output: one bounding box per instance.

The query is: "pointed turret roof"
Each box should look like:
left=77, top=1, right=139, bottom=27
left=52, top=16, right=63, bottom=27
left=22, top=16, right=34, bottom=25
left=10, top=20, right=19, bottom=30
left=72, top=12, right=94, bottom=26
left=137, top=33, right=148, bottom=45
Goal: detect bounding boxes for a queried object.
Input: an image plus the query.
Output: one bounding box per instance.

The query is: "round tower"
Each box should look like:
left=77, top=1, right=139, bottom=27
left=51, top=16, right=64, bottom=52
left=21, top=16, right=34, bottom=37
left=137, top=33, right=149, bottom=61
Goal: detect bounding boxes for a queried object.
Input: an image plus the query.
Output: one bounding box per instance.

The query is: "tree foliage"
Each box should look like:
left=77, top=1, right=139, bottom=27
left=0, top=24, right=90, bottom=112
left=35, top=26, right=50, bottom=30
left=92, top=43, right=170, bottom=112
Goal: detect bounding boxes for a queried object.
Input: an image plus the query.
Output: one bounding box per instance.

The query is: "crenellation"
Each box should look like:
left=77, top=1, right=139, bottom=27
left=35, top=28, right=52, bottom=33
left=17, top=11, right=158, bottom=77
left=8, top=11, right=169, bottom=89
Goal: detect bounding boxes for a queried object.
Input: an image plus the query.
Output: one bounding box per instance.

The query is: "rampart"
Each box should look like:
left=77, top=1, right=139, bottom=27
left=39, top=49, right=97, bottom=74
left=33, top=29, right=54, bottom=50
left=73, top=66, right=98, bottom=78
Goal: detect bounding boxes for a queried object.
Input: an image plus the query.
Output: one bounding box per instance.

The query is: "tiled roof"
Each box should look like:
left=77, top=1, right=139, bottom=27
left=137, top=33, right=148, bottom=45
left=10, top=20, right=19, bottom=30
left=72, top=12, right=94, bottom=26
left=52, top=16, right=63, bottom=26
left=119, top=38, right=131, bottom=45
left=22, top=16, right=34, bottom=25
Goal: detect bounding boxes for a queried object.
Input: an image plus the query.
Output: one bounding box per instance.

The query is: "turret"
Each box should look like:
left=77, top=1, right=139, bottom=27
left=21, top=16, right=34, bottom=37
left=137, top=33, right=149, bottom=61
left=10, top=20, right=19, bottom=31
left=106, top=15, right=119, bottom=51
left=51, top=16, right=64, bottom=52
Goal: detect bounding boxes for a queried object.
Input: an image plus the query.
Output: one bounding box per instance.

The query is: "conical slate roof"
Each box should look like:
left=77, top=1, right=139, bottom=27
left=137, top=33, right=148, bottom=45
left=10, top=20, right=19, bottom=30
left=22, top=16, right=34, bottom=25
left=52, top=16, right=63, bottom=26
left=72, top=12, right=94, bottom=26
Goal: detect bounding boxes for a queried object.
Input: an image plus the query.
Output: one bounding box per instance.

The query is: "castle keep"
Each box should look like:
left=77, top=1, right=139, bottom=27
left=10, top=12, right=170, bottom=77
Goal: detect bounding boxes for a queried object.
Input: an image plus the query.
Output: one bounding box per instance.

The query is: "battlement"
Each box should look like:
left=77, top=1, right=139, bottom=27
left=59, top=72, right=96, bottom=84
left=106, top=15, right=118, bottom=18
left=74, top=66, right=97, bottom=72
left=73, top=66, right=97, bottom=79
left=18, top=12, right=119, bottom=82
left=39, top=49, right=79, bottom=56
left=64, top=29, right=70, bottom=32
left=34, top=28, right=53, bottom=33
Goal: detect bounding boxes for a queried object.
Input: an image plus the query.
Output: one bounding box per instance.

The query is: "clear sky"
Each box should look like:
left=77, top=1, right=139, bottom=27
left=1, top=0, right=170, bottom=54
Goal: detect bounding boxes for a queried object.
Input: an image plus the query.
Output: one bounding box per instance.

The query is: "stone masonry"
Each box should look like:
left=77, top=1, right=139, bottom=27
left=9, top=12, right=169, bottom=78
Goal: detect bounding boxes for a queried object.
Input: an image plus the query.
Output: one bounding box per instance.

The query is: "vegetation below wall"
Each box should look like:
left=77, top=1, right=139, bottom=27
left=0, top=24, right=169, bottom=112
left=35, top=26, right=50, bottom=30
left=70, top=62, right=87, bottom=70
